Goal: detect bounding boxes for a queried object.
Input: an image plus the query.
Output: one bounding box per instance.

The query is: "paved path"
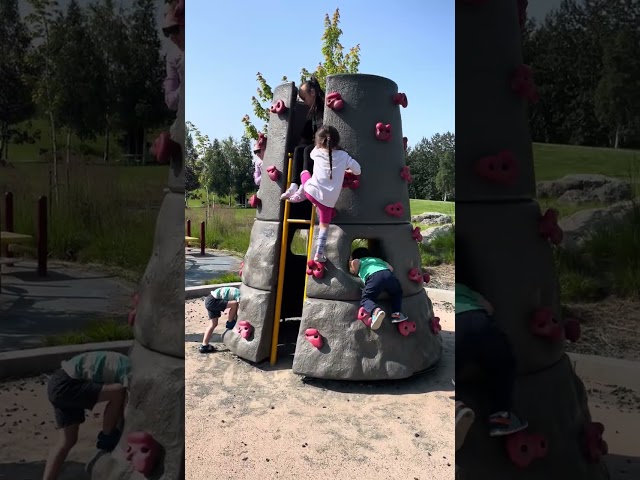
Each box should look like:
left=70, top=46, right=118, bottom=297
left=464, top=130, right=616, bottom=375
left=0, top=261, right=135, bottom=352
left=184, top=249, right=241, bottom=288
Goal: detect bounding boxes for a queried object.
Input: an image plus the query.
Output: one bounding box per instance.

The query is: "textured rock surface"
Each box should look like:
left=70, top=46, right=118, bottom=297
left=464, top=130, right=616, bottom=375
left=305, top=223, right=424, bottom=302
left=91, top=341, right=184, bottom=479
left=241, top=220, right=281, bottom=290
left=558, top=201, right=636, bottom=248
left=292, top=290, right=442, bottom=380
left=223, top=283, right=276, bottom=363
left=421, top=224, right=454, bottom=245
left=537, top=174, right=633, bottom=204
left=412, top=212, right=453, bottom=224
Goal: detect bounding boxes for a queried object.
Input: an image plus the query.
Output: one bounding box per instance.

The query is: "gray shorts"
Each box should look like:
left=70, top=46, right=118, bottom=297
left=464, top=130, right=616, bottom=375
left=204, top=296, right=228, bottom=319
left=47, top=369, right=102, bottom=428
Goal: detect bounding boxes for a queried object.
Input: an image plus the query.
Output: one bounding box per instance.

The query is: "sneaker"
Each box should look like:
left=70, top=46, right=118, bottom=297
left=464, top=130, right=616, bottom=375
left=314, top=253, right=327, bottom=263
left=488, top=411, right=529, bottom=437
left=225, top=319, right=237, bottom=330
left=96, top=429, right=121, bottom=452
left=370, top=308, right=385, bottom=330
left=455, top=401, right=475, bottom=451
left=280, top=183, right=298, bottom=200
left=288, top=190, right=306, bottom=203
left=199, top=344, right=216, bottom=354
left=391, top=312, right=408, bottom=323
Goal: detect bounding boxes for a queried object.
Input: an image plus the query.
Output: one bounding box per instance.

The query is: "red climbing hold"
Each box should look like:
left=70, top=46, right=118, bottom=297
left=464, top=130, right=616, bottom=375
left=475, top=150, right=519, bottom=186
left=411, top=226, right=423, bottom=242
left=326, top=92, right=345, bottom=111
left=400, top=166, right=413, bottom=183
left=357, top=307, right=372, bottom=328
left=256, top=132, right=267, bottom=151
left=398, top=320, right=417, bottom=336
left=248, top=194, right=261, bottom=208
left=239, top=261, right=244, bottom=277
left=342, top=171, right=360, bottom=189
left=423, top=272, right=431, bottom=284
left=393, top=93, right=408, bottom=108
left=375, top=122, right=392, bottom=142
left=539, top=208, right=563, bottom=245
left=512, top=64, right=539, bottom=104
left=531, top=307, right=563, bottom=340
left=584, top=422, right=608, bottom=462
left=125, top=431, right=161, bottom=476
left=305, top=328, right=324, bottom=349
left=237, top=320, right=253, bottom=340
left=152, top=131, right=180, bottom=164
left=408, top=267, right=423, bottom=283
left=430, top=316, right=442, bottom=334
left=127, top=293, right=139, bottom=326
left=306, top=260, right=326, bottom=279
left=506, top=431, right=541, bottom=469
left=517, top=0, right=528, bottom=29
left=403, top=137, right=408, bottom=152
left=270, top=100, right=288, bottom=114
left=266, top=165, right=281, bottom=181
left=385, top=202, right=404, bottom=218
left=529, top=432, right=548, bottom=459
left=564, top=318, right=581, bottom=343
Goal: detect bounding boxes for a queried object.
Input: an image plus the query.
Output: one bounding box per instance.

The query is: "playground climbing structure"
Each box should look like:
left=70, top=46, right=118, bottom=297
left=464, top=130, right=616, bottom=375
left=225, top=74, right=443, bottom=380
left=455, top=1, right=608, bottom=478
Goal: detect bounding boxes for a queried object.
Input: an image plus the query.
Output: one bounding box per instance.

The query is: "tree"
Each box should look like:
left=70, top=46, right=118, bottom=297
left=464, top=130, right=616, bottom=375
left=184, top=129, right=200, bottom=206
left=231, top=136, right=255, bottom=205
left=436, top=150, right=455, bottom=201
left=0, top=0, right=35, bottom=164
left=242, top=8, right=360, bottom=139
left=208, top=139, right=231, bottom=199
left=407, top=132, right=455, bottom=201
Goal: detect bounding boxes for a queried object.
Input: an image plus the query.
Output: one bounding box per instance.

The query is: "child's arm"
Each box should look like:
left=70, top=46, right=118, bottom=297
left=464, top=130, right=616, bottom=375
left=345, top=155, right=362, bottom=176
left=349, top=259, right=360, bottom=275
left=253, top=161, right=262, bottom=185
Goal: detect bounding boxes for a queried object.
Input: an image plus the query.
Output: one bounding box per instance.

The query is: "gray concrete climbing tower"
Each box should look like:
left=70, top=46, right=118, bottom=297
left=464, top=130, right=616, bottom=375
left=455, top=0, right=609, bottom=478
left=225, top=74, right=443, bottom=380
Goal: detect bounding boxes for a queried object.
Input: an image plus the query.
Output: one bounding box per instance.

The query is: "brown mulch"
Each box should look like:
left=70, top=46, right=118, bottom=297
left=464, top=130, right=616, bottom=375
left=424, top=263, right=454, bottom=291
left=563, top=297, right=640, bottom=362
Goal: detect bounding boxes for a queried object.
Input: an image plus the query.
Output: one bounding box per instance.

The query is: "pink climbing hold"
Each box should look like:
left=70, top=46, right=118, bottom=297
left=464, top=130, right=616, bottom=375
left=584, top=422, right=608, bottom=462
left=400, top=166, right=413, bottom=183
left=385, top=202, right=404, bottom=218
left=530, top=307, right=563, bottom=340
left=270, top=99, right=288, bottom=114
left=128, top=293, right=139, bottom=326
left=397, top=320, right=417, bottom=336
left=475, top=150, right=519, bottom=186
left=430, top=316, right=442, bottom=334
left=306, top=260, right=325, bottom=279
left=305, top=328, right=324, bottom=349
left=403, top=137, right=408, bottom=152
left=408, top=267, right=422, bottom=283
left=256, top=132, right=267, bottom=151
left=411, top=226, right=423, bottom=242
left=266, top=165, right=280, bottom=181
left=511, top=64, right=539, bottom=104
left=392, top=92, right=408, bottom=108
left=539, top=208, right=563, bottom=245
left=125, top=431, right=161, bottom=476
left=342, top=171, right=360, bottom=189
left=517, top=0, right=528, bottom=29
left=326, top=92, right=345, bottom=111
left=375, top=122, right=392, bottom=142
left=237, top=320, right=253, bottom=340
left=152, top=131, right=180, bottom=164
left=239, top=261, right=244, bottom=277
left=423, top=272, right=431, bottom=284
left=248, top=194, right=261, bottom=209
left=506, top=430, right=543, bottom=469
left=529, top=432, right=548, bottom=459
left=564, top=317, right=581, bottom=343
left=357, top=307, right=372, bottom=328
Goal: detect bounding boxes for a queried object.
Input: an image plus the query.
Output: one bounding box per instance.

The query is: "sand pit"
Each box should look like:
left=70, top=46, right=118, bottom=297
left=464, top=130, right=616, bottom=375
left=185, top=296, right=456, bottom=480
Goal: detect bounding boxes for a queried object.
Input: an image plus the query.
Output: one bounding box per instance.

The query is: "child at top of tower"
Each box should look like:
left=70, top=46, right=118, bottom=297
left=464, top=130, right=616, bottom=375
left=200, top=286, right=240, bottom=353
left=455, top=282, right=529, bottom=437
left=285, top=125, right=361, bottom=262
left=349, top=247, right=408, bottom=330
left=281, top=77, right=325, bottom=201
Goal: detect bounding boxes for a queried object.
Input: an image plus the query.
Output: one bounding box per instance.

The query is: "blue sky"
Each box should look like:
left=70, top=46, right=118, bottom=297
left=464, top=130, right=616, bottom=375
left=186, top=1, right=454, bottom=148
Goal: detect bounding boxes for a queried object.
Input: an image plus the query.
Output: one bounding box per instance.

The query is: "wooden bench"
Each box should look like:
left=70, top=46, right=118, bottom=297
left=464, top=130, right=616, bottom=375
left=185, top=236, right=199, bottom=247
left=1, top=232, right=33, bottom=272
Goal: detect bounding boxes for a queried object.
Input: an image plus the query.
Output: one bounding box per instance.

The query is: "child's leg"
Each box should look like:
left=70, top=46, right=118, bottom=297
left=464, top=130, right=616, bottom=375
left=95, top=384, right=126, bottom=450
left=225, top=300, right=239, bottom=329
left=361, top=273, right=386, bottom=330
left=281, top=146, right=306, bottom=198
left=455, top=401, right=476, bottom=452
left=302, top=144, right=315, bottom=174
left=288, top=170, right=312, bottom=203
left=201, top=296, right=226, bottom=352
left=200, top=318, right=219, bottom=352
left=385, top=273, right=407, bottom=322
left=43, top=424, right=80, bottom=480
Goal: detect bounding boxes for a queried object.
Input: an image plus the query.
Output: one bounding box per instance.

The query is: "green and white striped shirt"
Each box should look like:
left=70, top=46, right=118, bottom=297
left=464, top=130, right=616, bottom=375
left=61, top=351, right=131, bottom=387
left=211, top=286, right=240, bottom=301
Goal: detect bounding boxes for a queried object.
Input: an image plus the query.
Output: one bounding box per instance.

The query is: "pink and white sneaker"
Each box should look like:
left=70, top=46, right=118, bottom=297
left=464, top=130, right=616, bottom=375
left=280, top=183, right=298, bottom=200
left=288, top=187, right=306, bottom=203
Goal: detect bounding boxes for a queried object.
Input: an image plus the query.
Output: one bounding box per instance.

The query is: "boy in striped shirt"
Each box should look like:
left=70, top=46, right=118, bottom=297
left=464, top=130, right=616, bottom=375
left=43, top=351, right=131, bottom=480
left=200, top=286, right=240, bottom=353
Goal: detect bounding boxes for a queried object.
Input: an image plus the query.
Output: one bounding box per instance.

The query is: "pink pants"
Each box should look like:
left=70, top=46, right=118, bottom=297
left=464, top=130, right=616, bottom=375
left=301, top=170, right=334, bottom=225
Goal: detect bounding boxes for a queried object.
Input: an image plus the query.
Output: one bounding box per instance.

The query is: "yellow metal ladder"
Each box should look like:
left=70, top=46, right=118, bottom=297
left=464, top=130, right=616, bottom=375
left=270, top=152, right=316, bottom=366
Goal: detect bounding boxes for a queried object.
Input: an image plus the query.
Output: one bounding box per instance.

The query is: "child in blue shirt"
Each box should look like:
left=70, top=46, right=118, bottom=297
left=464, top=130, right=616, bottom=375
left=200, top=286, right=240, bottom=353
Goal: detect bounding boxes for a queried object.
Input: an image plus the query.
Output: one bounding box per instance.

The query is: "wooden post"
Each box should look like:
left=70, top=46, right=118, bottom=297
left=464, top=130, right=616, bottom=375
left=3, top=191, right=14, bottom=258
left=200, top=221, right=205, bottom=256
left=37, top=196, right=47, bottom=276
left=187, top=219, right=191, bottom=237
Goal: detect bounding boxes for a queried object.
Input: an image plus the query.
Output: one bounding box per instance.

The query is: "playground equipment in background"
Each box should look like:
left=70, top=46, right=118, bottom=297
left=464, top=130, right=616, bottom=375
left=224, top=74, right=443, bottom=381
left=1, top=191, right=48, bottom=277
left=184, top=219, right=205, bottom=254
left=455, top=1, right=608, bottom=479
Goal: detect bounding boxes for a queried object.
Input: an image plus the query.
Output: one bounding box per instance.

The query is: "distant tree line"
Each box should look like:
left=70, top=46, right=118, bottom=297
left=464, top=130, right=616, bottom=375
left=523, top=0, right=640, bottom=148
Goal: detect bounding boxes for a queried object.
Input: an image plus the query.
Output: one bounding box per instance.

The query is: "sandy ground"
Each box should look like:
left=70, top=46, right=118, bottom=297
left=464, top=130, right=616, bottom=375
left=184, top=296, right=457, bottom=480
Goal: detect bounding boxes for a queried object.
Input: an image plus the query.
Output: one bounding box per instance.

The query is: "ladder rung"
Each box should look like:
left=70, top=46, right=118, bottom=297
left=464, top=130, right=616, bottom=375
left=287, top=219, right=311, bottom=225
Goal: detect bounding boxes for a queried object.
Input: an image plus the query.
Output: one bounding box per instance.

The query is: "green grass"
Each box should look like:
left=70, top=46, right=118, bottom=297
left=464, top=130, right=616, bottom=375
left=409, top=199, right=455, bottom=220
left=204, top=273, right=242, bottom=285
left=43, top=319, right=133, bottom=346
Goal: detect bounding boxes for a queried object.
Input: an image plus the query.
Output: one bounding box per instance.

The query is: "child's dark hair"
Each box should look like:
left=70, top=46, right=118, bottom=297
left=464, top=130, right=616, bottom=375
left=315, top=126, right=340, bottom=180
left=302, top=77, right=325, bottom=119
left=351, top=247, right=370, bottom=260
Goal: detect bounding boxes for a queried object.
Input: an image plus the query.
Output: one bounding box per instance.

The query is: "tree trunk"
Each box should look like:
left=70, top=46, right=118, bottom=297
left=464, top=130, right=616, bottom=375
left=103, top=115, right=110, bottom=163
left=614, top=125, right=620, bottom=149
left=48, top=109, right=58, bottom=204
left=66, top=128, right=71, bottom=188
